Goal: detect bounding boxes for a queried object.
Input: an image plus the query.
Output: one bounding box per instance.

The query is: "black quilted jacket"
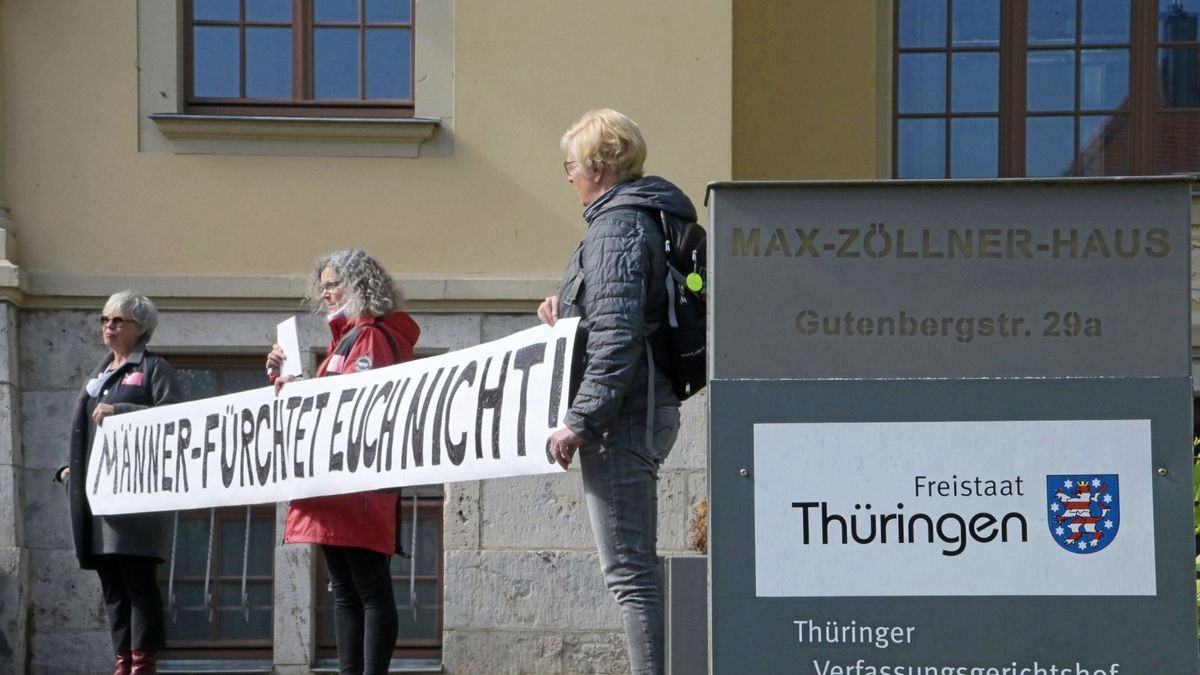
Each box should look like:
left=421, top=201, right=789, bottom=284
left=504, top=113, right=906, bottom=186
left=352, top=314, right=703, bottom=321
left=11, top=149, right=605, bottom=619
left=557, top=175, right=697, bottom=443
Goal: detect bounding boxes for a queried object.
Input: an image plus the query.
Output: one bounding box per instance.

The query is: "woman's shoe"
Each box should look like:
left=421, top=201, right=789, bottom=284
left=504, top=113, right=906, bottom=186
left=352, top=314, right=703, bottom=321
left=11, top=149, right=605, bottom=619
left=130, top=651, right=157, bottom=675
left=112, top=652, right=132, bottom=675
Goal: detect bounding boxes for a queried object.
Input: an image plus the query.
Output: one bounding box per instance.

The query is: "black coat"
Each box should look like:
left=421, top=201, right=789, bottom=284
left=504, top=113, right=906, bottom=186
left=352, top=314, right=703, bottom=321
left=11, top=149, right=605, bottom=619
left=61, top=340, right=181, bottom=570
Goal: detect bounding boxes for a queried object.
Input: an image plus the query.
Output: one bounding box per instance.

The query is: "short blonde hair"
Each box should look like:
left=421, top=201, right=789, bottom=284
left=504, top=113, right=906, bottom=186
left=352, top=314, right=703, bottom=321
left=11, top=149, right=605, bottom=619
left=560, top=109, right=647, bottom=184
left=103, top=290, right=159, bottom=340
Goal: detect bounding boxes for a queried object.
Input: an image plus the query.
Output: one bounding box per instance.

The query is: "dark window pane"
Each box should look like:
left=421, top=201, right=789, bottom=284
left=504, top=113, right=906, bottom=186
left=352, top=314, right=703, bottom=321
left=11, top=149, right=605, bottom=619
left=951, top=51, right=999, bottom=112
left=393, top=516, right=441, bottom=575
left=219, top=519, right=243, bottom=572
left=193, top=26, right=240, bottom=98
left=161, top=509, right=277, bottom=647
left=1079, top=114, right=1130, bottom=175
left=245, top=0, right=291, bottom=22
left=1081, top=0, right=1130, bottom=43
left=171, top=515, right=212, bottom=576
left=315, top=0, right=360, bottom=22
left=898, top=53, right=946, bottom=113
left=1153, top=111, right=1200, bottom=172
left=219, top=513, right=274, bottom=576
left=176, top=368, right=218, bottom=403
left=1159, top=46, right=1200, bottom=107
left=315, top=28, right=361, bottom=99
left=952, top=0, right=999, bottom=46
left=1161, top=0, right=1200, bottom=12
left=367, top=0, right=411, bottom=23
left=897, top=118, right=946, bottom=178
left=223, top=368, right=268, bottom=395
left=1160, top=1, right=1200, bottom=42
left=395, top=581, right=439, bottom=639
left=1027, top=50, right=1076, bottom=111
left=174, top=580, right=206, bottom=608
left=245, top=27, right=292, bottom=98
left=1026, top=116, right=1076, bottom=176
left=1029, top=0, right=1077, bottom=45
left=164, top=581, right=211, bottom=641
left=194, top=0, right=239, bottom=21
left=366, top=28, right=412, bottom=99
left=157, top=361, right=279, bottom=651
left=216, top=582, right=238, bottom=610
left=898, top=0, right=947, bottom=48
left=950, top=117, right=998, bottom=177
left=248, top=518, right=274, bottom=575
left=217, top=581, right=273, bottom=640
left=1080, top=49, right=1129, bottom=110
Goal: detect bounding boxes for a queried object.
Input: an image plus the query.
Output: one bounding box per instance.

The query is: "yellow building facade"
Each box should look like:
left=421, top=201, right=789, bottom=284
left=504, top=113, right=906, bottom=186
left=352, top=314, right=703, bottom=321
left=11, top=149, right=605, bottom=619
left=1, top=1, right=1195, bottom=673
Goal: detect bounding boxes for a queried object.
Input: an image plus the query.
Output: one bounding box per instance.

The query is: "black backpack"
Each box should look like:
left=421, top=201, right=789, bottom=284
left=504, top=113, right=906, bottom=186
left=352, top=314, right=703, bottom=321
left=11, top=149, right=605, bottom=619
left=650, top=209, right=708, bottom=401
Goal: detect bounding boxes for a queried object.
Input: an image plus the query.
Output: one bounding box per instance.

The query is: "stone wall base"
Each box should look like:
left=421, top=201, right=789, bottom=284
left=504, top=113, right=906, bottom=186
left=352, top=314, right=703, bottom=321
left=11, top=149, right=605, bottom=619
left=443, top=628, right=629, bottom=674
left=0, top=547, right=29, bottom=675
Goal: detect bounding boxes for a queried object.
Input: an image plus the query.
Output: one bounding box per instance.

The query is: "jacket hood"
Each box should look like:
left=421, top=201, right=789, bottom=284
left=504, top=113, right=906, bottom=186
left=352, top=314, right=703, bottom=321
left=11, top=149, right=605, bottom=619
left=373, top=311, right=421, bottom=357
left=583, top=175, right=698, bottom=224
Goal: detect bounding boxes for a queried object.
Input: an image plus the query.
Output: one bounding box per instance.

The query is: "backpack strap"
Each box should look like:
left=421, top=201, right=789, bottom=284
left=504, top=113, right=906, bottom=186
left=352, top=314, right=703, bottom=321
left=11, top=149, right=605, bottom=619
left=644, top=338, right=656, bottom=453
left=659, top=210, right=680, bottom=330
left=330, top=321, right=402, bottom=371
left=364, top=320, right=402, bottom=363
left=641, top=209, right=670, bottom=454
left=331, top=326, right=362, bottom=358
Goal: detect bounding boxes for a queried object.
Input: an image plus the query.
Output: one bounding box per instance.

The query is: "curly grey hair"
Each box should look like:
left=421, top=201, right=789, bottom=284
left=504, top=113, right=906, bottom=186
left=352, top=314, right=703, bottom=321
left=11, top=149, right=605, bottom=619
left=306, top=249, right=403, bottom=319
left=102, top=290, right=159, bottom=340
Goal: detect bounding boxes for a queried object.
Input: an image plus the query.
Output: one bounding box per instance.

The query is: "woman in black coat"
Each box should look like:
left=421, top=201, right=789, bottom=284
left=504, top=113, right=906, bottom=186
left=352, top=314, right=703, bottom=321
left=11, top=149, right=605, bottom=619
left=56, top=290, right=180, bottom=675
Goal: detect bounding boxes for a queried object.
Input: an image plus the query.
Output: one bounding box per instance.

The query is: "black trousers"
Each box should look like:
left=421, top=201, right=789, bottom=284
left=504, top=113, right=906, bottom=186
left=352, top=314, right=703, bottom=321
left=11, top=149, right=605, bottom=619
left=322, top=545, right=398, bottom=675
left=95, top=555, right=165, bottom=654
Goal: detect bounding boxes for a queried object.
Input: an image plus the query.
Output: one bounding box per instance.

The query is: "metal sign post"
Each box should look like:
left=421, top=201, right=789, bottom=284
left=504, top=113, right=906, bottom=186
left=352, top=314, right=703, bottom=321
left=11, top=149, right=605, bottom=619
left=707, top=178, right=1198, bottom=674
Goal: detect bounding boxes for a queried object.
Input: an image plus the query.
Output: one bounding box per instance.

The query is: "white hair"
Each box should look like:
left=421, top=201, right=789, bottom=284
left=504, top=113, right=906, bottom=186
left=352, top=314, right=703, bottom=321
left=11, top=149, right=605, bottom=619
left=102, top=290, right=159, bottom=340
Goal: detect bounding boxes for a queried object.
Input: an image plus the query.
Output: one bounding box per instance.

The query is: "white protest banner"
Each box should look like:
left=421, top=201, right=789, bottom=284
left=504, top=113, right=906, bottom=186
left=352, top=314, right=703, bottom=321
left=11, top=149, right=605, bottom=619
left=86, top=318, right=579, bottom=515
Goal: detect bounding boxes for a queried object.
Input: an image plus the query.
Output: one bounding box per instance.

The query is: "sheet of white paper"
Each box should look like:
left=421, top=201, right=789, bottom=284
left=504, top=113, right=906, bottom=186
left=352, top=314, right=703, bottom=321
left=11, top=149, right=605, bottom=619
left=275, top=316, right=303, bottom=377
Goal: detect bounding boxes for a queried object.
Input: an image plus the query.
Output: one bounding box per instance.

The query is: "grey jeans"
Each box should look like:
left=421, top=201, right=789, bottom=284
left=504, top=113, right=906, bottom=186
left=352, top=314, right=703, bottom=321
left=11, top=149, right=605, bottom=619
left=580, top=405, right=681, bottom=675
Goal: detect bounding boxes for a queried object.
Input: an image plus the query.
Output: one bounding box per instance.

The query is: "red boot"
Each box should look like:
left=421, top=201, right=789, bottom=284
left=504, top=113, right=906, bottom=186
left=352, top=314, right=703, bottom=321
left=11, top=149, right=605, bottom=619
left=113, top=652, right=132, bottom=675
left=130, top=651, right=157, bottom=675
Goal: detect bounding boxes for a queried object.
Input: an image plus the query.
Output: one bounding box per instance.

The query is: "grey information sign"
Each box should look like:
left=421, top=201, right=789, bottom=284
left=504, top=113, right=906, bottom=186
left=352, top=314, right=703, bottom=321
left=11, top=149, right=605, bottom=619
left=707, top=179, right=1198, bottom=675
left=708, top=179, right=1191, bottom=379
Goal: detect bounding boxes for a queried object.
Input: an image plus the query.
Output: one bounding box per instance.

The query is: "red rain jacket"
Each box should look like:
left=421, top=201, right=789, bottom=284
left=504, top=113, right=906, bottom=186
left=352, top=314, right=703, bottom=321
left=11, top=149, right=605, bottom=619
left=283, top=310, right=420, bottom=555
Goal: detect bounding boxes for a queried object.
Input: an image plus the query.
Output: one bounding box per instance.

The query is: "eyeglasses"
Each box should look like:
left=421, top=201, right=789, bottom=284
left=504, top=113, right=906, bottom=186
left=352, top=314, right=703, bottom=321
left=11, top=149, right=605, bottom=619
left=562, top=160, right=578, bottom=176
left=319, top=280, right=343, bottom=293
left=99, top=315, right=133, bottom=328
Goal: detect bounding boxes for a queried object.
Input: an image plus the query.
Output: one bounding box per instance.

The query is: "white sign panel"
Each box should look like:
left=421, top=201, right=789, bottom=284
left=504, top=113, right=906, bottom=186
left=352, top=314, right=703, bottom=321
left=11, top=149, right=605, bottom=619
left=754, top=419, right=1155, bottom=597
left=87, top=319, right=579, bottom=515
left=275, top=316, right=303, bottom=378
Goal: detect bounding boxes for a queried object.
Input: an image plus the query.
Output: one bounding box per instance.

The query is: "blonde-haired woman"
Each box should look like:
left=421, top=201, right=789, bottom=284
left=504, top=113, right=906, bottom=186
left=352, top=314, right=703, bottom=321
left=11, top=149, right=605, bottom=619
left=57, top=291, right=180, bottom=675
left=538, top=109, right=696, bottom=675
left=267, top=249, right=420, bottom=675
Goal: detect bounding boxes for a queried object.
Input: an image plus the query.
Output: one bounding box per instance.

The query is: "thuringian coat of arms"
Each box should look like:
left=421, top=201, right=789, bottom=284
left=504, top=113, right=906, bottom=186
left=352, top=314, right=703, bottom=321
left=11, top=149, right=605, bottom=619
left=1046, top=475, right=1120, bottom=554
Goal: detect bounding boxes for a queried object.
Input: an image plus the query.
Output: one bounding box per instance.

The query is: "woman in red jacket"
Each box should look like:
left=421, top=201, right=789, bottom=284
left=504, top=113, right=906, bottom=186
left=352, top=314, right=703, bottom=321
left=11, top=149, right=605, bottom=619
left=267, top=249, right=420, bottom=675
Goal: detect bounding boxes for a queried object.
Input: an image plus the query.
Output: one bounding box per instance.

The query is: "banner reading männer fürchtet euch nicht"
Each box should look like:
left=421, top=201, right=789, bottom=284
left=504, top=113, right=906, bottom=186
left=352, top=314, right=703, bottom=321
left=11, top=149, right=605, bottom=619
left=85, top=319, right=579, bottom=515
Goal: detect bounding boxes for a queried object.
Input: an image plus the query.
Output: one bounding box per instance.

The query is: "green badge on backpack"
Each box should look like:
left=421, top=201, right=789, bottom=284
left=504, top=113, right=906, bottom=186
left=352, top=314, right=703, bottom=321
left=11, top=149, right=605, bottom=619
left=686, top=272, right=704, bottom=293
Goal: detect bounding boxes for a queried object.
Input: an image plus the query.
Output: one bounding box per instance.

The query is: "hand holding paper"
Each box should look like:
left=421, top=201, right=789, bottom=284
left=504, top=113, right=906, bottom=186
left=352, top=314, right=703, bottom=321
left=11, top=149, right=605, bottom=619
left=275, top=317, right=303, bottom=378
